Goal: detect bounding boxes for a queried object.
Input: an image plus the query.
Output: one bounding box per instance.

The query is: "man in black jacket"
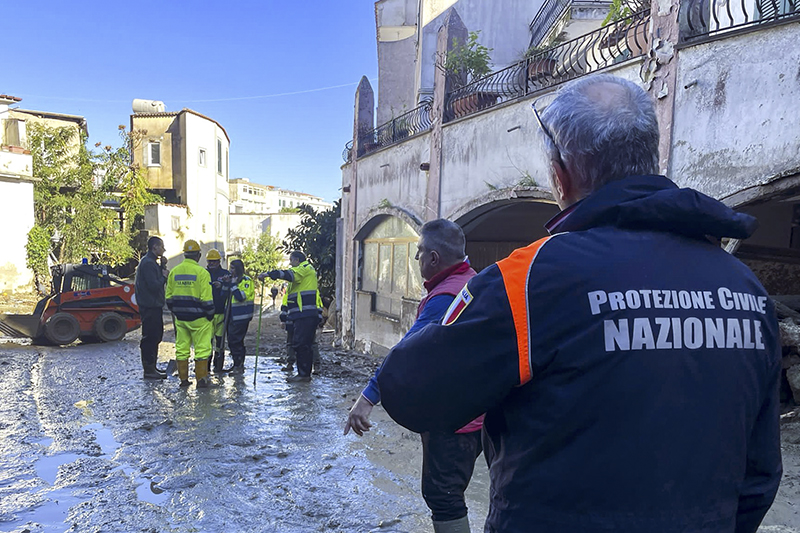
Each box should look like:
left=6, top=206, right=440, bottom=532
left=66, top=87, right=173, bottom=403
left=377, top=74, right=782, bottom=533
left=134, top=236, right=168, bottom=380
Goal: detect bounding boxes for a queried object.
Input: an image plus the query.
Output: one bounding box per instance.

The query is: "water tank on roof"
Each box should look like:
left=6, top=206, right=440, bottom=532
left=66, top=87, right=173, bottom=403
left=132, top=99, right=166, bottom=114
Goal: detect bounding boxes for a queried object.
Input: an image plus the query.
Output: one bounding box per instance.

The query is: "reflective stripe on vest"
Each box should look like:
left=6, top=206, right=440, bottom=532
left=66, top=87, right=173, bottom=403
left=166, top=258, right=214, bottom=322
left=495, top=236, right=553, bottom=385
left=230, top=276, right=255, bottom=321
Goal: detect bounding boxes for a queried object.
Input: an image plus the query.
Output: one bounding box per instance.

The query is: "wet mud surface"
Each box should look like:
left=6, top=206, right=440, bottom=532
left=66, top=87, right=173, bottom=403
left=1, top=308, right=799, bottom=532
left=0, top=310, right=490, bottom=533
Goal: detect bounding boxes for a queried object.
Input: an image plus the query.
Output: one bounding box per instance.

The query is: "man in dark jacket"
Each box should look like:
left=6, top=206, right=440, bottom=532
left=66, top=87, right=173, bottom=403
left=345, top=219, right=486, bottom=533
left=134, top=236, right=168, bottom=380
left=206, top=249, right=230, bottom=373
left=377, top=74, right=782, bottom=533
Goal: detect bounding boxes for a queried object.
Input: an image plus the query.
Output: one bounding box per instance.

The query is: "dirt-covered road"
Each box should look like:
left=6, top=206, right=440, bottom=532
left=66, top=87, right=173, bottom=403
left=1, top=308, right=799, bottom=532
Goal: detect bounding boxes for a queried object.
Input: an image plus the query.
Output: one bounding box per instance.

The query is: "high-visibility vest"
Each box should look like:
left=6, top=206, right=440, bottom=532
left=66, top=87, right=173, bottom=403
left=230, top=275, right=255, bottom=322
left=283, top=261, right=322, bottom=320
left=166, top=258, right=214, bottom=322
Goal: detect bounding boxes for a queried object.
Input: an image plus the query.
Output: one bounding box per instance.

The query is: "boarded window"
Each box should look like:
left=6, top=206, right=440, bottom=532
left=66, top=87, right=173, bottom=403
left=3, top=119, right=21, bottom=147
left=148, top=142, right=161, bottom=166
left=359, top=216, right=421, bottom=317
left=217, top=139, right=223, bottom=174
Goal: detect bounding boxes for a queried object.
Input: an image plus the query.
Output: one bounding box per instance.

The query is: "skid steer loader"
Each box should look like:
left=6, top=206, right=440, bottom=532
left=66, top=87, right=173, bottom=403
left=0, top=263, right=141, bottom=345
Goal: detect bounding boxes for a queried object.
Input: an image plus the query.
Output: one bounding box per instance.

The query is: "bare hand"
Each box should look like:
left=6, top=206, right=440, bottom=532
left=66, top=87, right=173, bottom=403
left=344, top=395, right=374, bottom=436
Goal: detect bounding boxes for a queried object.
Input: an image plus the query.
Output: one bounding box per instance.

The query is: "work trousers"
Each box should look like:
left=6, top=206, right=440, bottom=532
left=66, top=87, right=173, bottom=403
left=211, top=313, right=226, bottom=368
left=290, top=316, right=318, bottom=377
left=175, top=317, right=213, bottom=362
left=285, top=323, right=320, bottom=365
left=139, top=306, right=164, bottom=369
left=420, top=430, right=484, bottom=522
left=227, top=319, right=251, bottom=367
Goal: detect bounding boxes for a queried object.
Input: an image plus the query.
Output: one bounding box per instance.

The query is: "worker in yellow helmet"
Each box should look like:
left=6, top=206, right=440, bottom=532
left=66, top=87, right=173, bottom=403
left=205, top=248, right=230, bottom=373
left=166, top=240, right=215, bottom=388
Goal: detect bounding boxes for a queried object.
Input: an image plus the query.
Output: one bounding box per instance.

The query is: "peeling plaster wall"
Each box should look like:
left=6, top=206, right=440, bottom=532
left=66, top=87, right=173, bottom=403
left=354, top=133, right=430, bottom=227
left=670, top=22, right=800, bottom=198
left=439, top=99, right=553, bottom=218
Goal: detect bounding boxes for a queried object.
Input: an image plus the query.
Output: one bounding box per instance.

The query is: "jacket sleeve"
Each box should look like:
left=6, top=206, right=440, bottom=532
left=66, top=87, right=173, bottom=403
left=165, top=270, right=174, bottom=311
left=362, top=294, right=457, bottom=406
left=198, top=270, right=215, bottom=319
left=735, top=347, right=783, bottom=533
left=138, top=257, right=163, bottom=294
left=377, top=264, right=520, bottom=433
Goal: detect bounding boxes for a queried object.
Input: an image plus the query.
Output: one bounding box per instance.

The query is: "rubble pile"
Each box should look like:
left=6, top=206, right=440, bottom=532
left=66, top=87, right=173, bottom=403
left=777, top=300, right=800, bottom=407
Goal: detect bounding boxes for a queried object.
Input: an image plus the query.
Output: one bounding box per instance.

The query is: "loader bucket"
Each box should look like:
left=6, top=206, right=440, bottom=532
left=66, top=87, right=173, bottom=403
left=0, top=313, right=43, bottom=339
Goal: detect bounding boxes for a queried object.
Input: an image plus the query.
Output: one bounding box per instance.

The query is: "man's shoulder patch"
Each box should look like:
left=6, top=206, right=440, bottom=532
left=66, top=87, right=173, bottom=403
left=442, top=284, right=472, bottom=326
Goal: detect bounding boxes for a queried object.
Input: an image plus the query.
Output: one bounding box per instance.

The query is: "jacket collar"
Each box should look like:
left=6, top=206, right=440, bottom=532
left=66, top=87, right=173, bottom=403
left=545, top=175, right=758, bottom=240
left=424, top=261, right=471, bottom=293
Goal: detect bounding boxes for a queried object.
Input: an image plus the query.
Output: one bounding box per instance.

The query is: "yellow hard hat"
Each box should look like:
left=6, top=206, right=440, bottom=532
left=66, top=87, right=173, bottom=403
left=206, top=249, right=222, bottom=261
left=183, top=239, right=201, bottom=253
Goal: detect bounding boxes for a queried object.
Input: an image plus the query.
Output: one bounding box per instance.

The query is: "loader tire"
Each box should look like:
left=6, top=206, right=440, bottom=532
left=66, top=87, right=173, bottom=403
left=94, top=312, right=127, bottom=343
left=44, top=313, right=81, bottom=345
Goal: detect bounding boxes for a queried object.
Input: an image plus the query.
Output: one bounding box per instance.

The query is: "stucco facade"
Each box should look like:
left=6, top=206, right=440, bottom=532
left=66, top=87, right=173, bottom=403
left=0, top=96, right=36, bottom=293
left=132, top=107, right=230, bottom=261
left=339, top=2, right=800, bottom=353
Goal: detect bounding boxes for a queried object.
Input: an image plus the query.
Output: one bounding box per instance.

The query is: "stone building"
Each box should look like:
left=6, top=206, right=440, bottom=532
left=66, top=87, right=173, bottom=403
left=337, top=0, right=800, bottom=353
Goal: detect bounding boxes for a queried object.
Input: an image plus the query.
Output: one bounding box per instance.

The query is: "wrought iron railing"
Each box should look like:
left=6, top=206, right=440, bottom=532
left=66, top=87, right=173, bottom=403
left=680, top=0, right=799, bottom=42
left=342, top=140, right=353, bottom=163
left=444, top=10, right=650, bottom=122
left=345, top=99, right=433, bottom=160
left=529, top=0, right=574, bottom=47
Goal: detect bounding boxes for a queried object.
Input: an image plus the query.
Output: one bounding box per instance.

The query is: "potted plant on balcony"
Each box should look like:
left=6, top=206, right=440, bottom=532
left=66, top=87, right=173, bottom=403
left=439, top=31, right=495, bottom=118
left=521, top=31, right=566, bottom=87
left=601, top=0, right=650, bottom=57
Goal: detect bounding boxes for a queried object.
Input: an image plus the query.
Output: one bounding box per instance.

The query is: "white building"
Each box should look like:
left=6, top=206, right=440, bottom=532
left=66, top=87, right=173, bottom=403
left=132, top=102, right=230, bottom=265
left=228, top=178, right=333, bottom=254
left=0, top=94, right=35, bottom=293
left=229, top=178, right=331, bottom=214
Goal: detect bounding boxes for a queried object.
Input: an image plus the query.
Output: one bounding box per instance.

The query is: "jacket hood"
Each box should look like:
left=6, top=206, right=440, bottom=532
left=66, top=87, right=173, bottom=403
left=548, top=175, right=758, bottom=240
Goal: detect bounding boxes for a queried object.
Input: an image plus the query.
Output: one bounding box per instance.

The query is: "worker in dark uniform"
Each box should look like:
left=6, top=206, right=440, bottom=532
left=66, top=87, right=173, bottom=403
left=259, top=251, right=322, bottom=383
left=206, top=249, right=230, bottom=373
left=134, top=236, right=168, bottom=380
left=226, top=259, right=254, bottom=374
left=377, top=74, right=782, bottom=533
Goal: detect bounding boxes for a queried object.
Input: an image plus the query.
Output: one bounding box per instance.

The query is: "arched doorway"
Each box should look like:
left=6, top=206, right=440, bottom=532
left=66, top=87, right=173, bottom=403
left=456, top=199, right=560, bottom=271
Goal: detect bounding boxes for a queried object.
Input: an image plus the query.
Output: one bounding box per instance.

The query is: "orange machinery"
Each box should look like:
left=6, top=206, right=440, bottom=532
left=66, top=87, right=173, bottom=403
left=0, top=263, right=141, bottom=345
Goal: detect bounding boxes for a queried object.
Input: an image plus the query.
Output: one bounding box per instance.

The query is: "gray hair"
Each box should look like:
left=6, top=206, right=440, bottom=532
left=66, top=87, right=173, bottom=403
left=420, top=219, right=466, bottom=264
left=540, top=74, right=659, bottom=197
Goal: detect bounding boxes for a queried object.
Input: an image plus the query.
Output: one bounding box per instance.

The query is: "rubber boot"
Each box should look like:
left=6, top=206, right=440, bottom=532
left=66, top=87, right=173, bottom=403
left=432, top=516, right=471, bottom=533
left=177, top=359, right=191, bottom=387
left=143, top=365, right=167, bottom=380
left=195, top=359, right=209, bottom=388
left=312, top=342, right=321, bottom=375
left=282, top=345, right=296, bottom=372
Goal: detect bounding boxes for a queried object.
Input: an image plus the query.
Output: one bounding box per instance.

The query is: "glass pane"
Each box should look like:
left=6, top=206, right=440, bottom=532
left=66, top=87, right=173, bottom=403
left=369, top=216, right=419, bottom=240
left=392, top=244, right=408, bottom=296
left=408, top=242, right=424, bottom=299
left=362, top=242, right=378, bottom=292
left=377, top=244, right=392, bottom=296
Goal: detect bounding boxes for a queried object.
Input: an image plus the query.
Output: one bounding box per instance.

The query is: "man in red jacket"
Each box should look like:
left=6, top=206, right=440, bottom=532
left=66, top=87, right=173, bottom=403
left=345, top=219, right=487, bottom=533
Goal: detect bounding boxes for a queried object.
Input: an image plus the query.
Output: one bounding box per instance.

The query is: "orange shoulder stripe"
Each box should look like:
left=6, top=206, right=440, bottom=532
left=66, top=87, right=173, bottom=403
left=496, top=236, right=553, bottom=385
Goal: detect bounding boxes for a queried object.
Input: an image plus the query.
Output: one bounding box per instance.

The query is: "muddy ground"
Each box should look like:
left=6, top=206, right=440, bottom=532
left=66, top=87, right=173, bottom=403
left=0, top=305, right=799, bottom=532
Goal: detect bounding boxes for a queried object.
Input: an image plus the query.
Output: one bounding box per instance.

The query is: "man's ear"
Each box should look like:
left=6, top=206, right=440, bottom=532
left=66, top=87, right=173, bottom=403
left=553, top=161, right=571, bottom=204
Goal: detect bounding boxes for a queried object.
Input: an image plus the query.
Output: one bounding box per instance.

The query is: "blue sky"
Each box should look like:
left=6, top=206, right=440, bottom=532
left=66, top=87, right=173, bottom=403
left=8, top=0, right=378, bottom=203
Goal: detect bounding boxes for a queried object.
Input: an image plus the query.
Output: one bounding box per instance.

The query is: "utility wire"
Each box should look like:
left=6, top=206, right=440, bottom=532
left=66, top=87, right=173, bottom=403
left=17, top=78, right=378, bottom=105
